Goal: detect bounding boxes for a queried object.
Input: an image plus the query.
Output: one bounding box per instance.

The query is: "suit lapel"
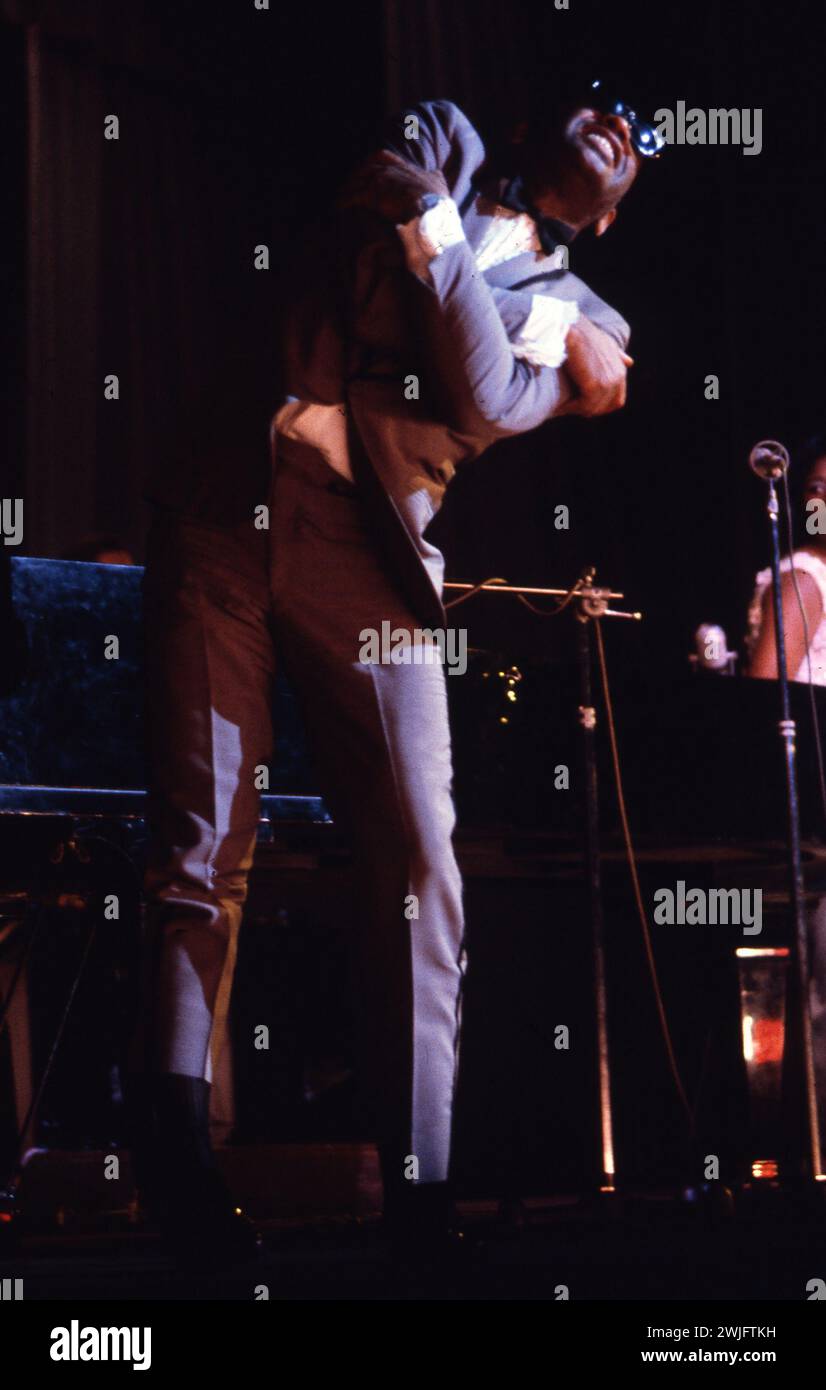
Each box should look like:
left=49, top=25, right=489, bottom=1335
left=460, top=179, right=569, bottom=290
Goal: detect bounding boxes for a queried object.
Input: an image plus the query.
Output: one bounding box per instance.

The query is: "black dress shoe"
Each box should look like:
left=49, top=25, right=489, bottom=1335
left=131, top=1072, right=262, bottom=1270
left=157, top=1167, right=262, bottom=1270
left=381, top=1181, right=482, bottom=1268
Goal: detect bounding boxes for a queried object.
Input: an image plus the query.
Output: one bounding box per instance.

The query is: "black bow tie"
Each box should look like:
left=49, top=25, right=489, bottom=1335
left=496, top=175, right=574, bottom=257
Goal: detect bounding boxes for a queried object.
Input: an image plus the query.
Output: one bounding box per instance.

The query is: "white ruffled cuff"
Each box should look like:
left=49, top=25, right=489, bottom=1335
left=396, top=197, right=466, bottom=280
left=513, top=295, right=580, bottom=369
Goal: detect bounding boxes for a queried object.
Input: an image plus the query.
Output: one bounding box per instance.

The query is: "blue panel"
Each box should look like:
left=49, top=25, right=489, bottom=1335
left=0, top=557, right=322, bottom=802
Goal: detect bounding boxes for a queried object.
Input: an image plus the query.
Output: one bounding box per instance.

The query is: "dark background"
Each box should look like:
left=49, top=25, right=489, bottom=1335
left=1, top=0, right=823, bottom=1192
left=2, top=0, right=824, bottom=671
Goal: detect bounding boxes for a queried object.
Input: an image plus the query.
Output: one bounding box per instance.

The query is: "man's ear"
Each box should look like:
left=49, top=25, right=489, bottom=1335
left=594, top=208, right=617, bottom=237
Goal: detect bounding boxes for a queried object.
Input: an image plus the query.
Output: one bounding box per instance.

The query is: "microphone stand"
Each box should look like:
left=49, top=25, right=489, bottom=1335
left=754, top=463, right=823, bottom=1183
left=574, top=569, right=641, bottom=1193
left=445, top=569, right=641, bottom=1193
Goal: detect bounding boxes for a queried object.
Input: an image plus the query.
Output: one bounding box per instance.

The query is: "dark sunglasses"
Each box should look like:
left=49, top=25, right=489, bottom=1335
left=588, top=79, right=666, bottom=159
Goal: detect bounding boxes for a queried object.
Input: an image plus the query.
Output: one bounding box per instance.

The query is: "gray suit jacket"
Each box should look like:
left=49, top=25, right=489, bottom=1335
left=282, top=99, right=630, bottom=628
left=279, top=102, right=625, bottom=631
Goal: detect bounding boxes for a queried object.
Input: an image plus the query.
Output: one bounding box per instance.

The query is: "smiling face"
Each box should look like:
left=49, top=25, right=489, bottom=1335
left=522, top=103, right=642, bottom=235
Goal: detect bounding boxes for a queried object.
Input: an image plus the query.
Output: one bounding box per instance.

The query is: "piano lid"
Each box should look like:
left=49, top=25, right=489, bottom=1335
left=0, top=556, right=321, bottom=800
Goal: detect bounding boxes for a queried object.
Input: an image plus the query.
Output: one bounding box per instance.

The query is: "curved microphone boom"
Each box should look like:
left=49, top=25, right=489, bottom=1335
left=749, top=439, right=790, bottom=479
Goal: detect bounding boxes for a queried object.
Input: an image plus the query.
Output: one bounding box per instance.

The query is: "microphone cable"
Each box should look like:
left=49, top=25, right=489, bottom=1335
left=593, top=617, right=694, bottom=1133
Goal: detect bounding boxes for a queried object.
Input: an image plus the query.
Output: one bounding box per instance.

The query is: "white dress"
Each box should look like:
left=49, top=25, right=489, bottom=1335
left=747, top=549, right=826, bottom=684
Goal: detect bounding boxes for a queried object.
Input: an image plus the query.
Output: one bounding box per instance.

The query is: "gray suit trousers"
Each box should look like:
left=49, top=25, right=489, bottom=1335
left=142, top=437, right=466, bottom=1182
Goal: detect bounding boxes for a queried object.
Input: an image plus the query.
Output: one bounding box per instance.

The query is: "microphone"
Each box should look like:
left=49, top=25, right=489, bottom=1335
left=748, top=439, right=790, bottom=479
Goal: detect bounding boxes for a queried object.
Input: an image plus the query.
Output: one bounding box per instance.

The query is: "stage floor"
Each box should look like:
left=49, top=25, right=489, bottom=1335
left=1, top=1194, right=822, bottom=1301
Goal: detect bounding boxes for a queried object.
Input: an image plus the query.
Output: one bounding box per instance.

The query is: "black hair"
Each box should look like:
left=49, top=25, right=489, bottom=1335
left=783, top=432, right=826, bottom=527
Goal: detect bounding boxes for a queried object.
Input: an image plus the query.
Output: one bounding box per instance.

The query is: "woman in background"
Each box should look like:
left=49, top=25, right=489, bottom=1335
left=746, top=437, right=826, bottom=683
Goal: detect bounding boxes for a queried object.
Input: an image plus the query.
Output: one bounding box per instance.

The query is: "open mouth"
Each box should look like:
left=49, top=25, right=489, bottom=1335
left=582, top=124, right=622, bottom=169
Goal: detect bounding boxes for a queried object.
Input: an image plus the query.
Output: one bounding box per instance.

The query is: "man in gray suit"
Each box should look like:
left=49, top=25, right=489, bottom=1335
left=139, top=81, right=661, bottom=1262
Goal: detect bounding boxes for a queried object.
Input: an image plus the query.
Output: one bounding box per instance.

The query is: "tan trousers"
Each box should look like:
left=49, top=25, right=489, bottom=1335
left=142, top=437, right=466, bottom=1182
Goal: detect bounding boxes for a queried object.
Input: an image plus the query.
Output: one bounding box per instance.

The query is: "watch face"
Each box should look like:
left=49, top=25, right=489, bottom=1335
left=419, top=193, right=443, bottom=212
